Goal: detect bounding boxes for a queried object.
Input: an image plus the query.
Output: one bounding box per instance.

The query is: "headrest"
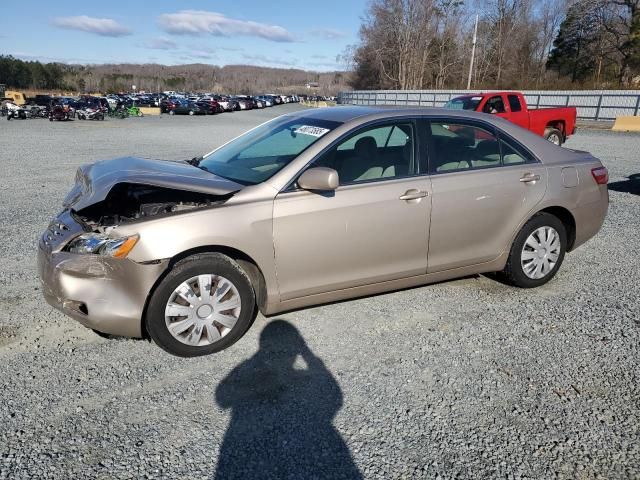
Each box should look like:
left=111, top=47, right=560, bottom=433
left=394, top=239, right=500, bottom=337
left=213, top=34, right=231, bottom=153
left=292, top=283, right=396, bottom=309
left=354, top=136, right=377, bottom=156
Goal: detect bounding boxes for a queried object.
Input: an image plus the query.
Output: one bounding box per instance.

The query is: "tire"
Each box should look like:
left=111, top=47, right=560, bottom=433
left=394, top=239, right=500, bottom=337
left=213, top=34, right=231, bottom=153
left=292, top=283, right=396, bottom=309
left=145, top=253, right=257, bottom=357
left=501, top=212, right=567, bottom=288
left=544, top=127, right=563, bottom=146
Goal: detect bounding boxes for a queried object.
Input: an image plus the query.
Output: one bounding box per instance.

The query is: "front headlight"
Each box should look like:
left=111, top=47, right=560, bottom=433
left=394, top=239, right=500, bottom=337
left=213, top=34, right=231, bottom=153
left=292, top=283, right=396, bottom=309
left=66, top=233, right=139, bottom=258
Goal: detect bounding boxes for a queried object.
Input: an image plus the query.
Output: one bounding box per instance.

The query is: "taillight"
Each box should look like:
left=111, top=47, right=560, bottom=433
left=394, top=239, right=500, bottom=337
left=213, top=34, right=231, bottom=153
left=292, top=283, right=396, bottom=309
left=591, top=166, right=608, bottom=185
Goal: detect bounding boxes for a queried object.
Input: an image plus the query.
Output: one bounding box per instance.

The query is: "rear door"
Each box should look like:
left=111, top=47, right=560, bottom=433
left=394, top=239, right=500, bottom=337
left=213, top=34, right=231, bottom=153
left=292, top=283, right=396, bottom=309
left=426, top=119, right=547, bottom=273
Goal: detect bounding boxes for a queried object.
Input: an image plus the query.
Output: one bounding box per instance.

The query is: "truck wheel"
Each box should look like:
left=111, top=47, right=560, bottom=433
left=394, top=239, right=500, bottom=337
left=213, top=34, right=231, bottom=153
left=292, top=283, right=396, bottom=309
left=544, top=128, right=563, bottom=146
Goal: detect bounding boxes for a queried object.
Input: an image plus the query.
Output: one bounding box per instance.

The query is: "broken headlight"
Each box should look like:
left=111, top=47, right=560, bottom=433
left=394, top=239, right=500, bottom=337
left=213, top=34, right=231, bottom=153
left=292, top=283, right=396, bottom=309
left=66, top=233, right=139, bottom=258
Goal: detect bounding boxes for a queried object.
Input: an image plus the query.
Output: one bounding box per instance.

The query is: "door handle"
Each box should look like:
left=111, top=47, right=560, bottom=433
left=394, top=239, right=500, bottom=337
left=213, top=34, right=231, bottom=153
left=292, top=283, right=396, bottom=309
left=399, top=189, right=428, bottom=201
left=519, top=173, right=541, bottom=183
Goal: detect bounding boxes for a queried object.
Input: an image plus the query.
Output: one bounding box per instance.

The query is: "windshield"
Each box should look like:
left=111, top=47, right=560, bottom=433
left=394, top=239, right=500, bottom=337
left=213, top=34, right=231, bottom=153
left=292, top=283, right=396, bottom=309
left=199, top=116, right=341, bottom=185
left=444, top=96, right=483, bottom=111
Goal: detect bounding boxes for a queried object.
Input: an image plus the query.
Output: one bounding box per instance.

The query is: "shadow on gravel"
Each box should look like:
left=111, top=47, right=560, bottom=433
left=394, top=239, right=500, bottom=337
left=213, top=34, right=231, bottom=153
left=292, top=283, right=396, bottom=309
left=608, top=173, right=640, bottom=196
left=214, top=319, right=362, bottom=480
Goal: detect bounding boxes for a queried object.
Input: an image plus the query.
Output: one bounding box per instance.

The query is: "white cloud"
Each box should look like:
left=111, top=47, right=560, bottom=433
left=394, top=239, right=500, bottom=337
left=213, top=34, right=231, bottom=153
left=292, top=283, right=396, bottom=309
left=158, top=10, right=295, bottom=43
left=52, top=15, right=131, bottom=37
left=310, top=28, right=347, bottom=40
left=144, top=37, right=178, bottom=50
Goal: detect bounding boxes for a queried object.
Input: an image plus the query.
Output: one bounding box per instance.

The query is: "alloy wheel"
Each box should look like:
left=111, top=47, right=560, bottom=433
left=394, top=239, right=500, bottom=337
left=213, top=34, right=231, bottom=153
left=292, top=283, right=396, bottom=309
left=548, top=133, right=561, bottom=145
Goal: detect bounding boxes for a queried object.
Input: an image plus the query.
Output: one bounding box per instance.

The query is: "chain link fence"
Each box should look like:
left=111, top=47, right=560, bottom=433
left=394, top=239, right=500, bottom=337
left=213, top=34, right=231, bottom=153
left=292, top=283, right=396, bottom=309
left=337, top=90, right=640, bottom=121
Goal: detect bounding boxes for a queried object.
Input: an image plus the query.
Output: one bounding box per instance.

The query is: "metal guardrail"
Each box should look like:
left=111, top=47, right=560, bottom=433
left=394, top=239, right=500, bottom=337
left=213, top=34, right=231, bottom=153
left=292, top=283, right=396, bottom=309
left=337, top=90, right=640, bottom=121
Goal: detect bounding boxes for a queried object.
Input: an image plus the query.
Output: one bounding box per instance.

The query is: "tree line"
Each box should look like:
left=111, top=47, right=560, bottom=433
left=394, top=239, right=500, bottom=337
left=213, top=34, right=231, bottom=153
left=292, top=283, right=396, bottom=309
left=0, top=55, right=348, bottom=95
left=0, top=55, right=68, bottom=90
left=347, top=0, right=640, bottom=90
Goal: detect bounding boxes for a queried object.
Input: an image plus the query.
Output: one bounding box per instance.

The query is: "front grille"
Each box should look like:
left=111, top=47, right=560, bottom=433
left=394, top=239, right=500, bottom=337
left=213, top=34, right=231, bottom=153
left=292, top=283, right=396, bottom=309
left=40, top=210, right=85, bottom=253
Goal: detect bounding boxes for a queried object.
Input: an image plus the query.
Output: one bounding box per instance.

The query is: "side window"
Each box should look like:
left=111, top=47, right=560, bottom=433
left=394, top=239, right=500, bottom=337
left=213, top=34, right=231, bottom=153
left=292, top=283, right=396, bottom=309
left=508, top=95, right=522, bottom=112
left=429, top=122, right=501, bottom=173
left=316, top=123, right=415, bottom=184
left=482, top=96, right=506, bottom=114
left=337, top=126, right=391, bottom=151
left=500, top=137, right=533, bottom=165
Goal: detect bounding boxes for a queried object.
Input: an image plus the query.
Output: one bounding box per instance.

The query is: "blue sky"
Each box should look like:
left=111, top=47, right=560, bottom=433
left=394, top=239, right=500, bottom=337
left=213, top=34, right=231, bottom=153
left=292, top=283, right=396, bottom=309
left=2, top=0, right=367, bottom=71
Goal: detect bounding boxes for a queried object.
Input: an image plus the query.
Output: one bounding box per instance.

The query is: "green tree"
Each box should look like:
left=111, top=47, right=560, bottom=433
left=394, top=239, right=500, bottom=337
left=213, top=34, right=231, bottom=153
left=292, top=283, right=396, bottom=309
left=546, top=2, right=599, bottom=82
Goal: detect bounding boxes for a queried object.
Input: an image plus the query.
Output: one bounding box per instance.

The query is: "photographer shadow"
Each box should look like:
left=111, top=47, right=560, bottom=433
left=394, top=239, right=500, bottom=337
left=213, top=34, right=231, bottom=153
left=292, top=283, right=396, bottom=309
left=214, top=320, right=362, bottom=480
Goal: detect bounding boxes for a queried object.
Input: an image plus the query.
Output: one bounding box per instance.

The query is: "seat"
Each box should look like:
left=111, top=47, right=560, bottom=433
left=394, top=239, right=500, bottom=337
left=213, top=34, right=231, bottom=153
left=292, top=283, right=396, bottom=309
left=435, top=137, right=473, bottom=172
left=340, top=136, right=384, bottom=183
left=471, top=139, right=501, bottom=168
left=383, top=142, right=412, bottom=177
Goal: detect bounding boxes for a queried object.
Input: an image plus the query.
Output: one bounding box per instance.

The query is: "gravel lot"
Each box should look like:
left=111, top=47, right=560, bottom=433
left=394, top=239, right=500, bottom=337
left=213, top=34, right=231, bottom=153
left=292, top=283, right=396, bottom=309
left=0, top=107, right=638, bottom=479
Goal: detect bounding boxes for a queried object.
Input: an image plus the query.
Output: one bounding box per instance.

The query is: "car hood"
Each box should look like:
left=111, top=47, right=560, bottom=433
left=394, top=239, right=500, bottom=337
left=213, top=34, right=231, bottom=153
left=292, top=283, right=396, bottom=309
left=63, top=156, right=242, bottom=210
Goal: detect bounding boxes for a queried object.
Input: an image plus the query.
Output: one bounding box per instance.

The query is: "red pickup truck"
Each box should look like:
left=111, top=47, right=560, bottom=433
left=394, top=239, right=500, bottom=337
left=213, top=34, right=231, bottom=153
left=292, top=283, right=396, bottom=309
left=444, top=91, right=577, bottom=146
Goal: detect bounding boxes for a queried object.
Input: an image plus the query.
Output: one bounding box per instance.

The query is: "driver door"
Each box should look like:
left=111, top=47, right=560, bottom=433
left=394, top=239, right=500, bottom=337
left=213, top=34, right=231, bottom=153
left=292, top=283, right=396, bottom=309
left=272, top=121, right=431, bottom=301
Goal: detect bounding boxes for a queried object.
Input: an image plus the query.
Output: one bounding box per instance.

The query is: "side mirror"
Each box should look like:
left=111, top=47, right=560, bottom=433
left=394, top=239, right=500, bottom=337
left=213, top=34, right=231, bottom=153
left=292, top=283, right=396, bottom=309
left=298, top=167, right=339, bottom=191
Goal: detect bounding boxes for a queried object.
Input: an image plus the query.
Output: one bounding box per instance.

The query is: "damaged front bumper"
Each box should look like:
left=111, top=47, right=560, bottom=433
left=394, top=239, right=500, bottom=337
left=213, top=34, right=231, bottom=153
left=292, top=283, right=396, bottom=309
left=37, top=211, right=168, bottom=338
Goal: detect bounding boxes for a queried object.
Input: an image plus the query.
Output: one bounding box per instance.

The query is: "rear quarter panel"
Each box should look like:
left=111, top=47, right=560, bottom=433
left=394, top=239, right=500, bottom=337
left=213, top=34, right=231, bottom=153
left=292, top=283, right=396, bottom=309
left=539, top=159, right=608, bottom=250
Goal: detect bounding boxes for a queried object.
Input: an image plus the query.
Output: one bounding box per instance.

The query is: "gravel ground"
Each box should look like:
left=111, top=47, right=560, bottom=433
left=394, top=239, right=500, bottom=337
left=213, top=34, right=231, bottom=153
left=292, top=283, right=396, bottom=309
left=0, top=108, right=638, bottom=479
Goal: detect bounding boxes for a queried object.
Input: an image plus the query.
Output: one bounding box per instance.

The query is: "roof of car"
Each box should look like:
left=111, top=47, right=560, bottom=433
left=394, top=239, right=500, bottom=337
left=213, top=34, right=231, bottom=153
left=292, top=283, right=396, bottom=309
left=289, top=105, right=512, bottom=123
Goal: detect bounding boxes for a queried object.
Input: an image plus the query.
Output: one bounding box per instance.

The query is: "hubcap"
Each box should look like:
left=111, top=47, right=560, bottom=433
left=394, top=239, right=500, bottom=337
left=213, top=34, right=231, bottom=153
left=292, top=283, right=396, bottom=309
left=521, top=226, right=561, bottom=279
left=164, top=274, right=241, bottom=347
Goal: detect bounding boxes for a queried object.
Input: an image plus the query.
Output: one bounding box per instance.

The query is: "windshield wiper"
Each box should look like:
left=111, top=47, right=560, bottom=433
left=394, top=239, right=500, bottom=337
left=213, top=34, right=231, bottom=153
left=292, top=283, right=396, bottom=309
left=186, top=156, right=203, bottom=166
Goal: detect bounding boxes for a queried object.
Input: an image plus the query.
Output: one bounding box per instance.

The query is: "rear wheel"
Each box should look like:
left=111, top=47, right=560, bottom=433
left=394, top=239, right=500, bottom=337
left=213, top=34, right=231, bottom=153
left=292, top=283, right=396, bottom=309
left=145, top=253, right=257, bottom=357
left=501, top=213, right=566, bottom=288
left=544, top=127, right=563, bottom=146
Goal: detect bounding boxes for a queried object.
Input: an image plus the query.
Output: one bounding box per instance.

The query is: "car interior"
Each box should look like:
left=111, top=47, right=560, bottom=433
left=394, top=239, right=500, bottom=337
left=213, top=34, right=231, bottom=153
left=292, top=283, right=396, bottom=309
left=316, top=124, right=414, bottom=184
left=430, top=123, right=527, bottom=173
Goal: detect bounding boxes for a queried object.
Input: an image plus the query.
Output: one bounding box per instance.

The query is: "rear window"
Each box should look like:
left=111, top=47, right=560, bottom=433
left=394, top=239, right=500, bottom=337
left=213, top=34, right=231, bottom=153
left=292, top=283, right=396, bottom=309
left=508, top=95, right=522, bottom=112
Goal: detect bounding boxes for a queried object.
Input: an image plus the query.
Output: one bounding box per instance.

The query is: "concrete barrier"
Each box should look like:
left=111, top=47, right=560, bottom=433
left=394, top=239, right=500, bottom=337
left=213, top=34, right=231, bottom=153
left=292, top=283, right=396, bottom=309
left=301, top=101, right=334, bottom=108
left=612, top=116, right=640, bottom=132
left=139, top=107, right=161, bottom=116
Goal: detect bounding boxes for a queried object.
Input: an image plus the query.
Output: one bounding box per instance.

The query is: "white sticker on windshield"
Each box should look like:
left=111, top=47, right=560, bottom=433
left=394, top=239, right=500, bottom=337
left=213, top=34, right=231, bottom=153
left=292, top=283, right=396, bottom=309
left=294, top=125, right=330, bottom=137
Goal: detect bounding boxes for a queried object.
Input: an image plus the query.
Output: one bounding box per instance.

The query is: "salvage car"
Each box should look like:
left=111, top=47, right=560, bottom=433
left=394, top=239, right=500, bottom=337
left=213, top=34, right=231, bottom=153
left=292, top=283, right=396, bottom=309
left=444, top=91, right=577, bottom=145
left=38, top=107, right=609, bottom=357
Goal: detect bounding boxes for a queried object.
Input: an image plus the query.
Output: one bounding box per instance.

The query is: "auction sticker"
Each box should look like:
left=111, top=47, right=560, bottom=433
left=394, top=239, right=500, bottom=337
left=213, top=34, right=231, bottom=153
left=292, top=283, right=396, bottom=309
left=294, top=126, right=330, bottom=137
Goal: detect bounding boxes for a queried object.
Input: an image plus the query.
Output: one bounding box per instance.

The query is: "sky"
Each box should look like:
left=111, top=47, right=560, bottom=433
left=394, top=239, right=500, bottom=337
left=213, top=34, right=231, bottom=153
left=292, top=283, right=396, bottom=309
left=2, top=0, right=368, bottom=71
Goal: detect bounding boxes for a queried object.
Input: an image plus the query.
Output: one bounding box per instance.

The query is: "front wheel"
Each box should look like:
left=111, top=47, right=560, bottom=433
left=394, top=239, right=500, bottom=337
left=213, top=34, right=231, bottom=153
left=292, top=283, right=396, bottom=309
left=145, top=253, right=257, bottom=357
left=544, top=127, right=563, bottom=146
left=501, top=213, right=567, bottom=288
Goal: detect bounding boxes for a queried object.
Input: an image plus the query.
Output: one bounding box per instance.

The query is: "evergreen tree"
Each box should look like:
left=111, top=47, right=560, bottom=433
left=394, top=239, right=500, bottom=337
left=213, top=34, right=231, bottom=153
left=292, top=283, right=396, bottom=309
left=546, top=2, right=599, bottom=83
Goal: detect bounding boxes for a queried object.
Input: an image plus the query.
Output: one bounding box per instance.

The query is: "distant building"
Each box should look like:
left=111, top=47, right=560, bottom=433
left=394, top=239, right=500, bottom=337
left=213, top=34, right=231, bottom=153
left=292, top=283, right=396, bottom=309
left=305, top=82, right=319, bottom=89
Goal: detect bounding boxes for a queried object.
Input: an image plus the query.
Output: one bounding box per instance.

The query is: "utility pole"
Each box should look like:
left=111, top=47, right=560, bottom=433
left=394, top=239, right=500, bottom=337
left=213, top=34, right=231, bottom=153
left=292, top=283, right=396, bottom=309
left=467, top=14, right=478, bottom=90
